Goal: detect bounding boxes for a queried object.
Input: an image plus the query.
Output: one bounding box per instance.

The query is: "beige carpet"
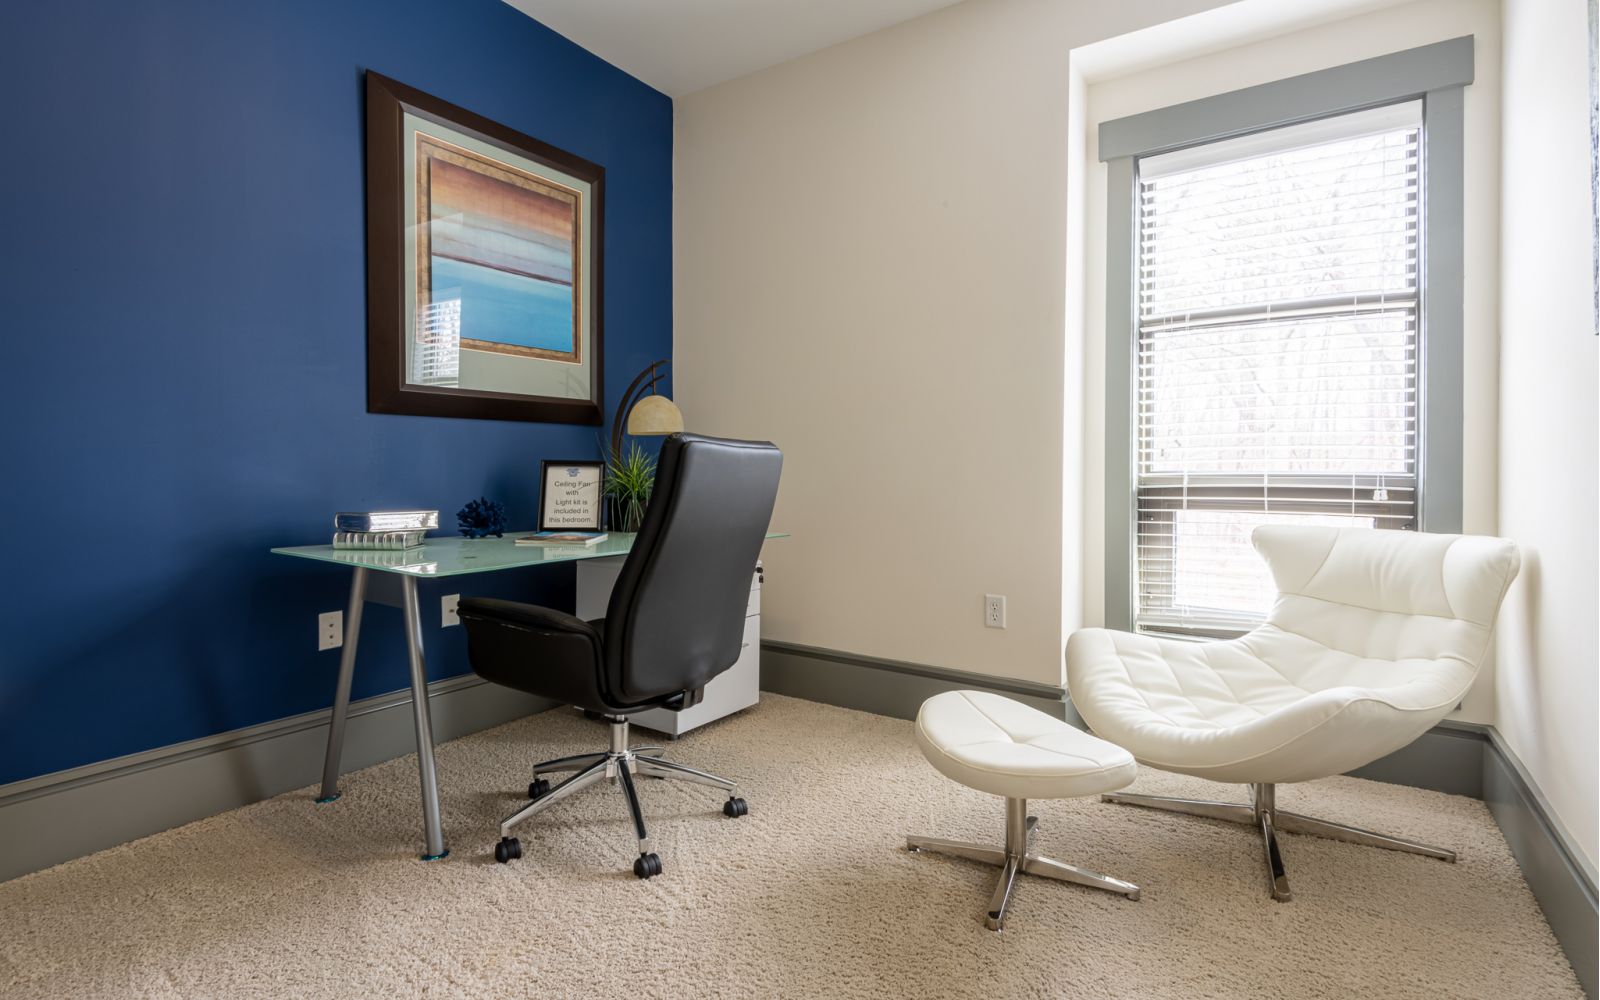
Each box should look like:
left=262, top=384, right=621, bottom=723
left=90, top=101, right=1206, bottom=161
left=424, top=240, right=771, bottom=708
left=0, top=695, right=1582, bottom=999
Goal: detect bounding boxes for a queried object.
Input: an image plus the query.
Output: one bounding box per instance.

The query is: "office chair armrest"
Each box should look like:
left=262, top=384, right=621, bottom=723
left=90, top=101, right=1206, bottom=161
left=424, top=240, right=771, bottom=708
left=457, top=598, right=598, bottom=638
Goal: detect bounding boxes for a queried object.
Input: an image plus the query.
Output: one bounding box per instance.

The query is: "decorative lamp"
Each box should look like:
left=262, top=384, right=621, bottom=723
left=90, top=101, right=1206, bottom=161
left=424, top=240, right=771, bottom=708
left=626, top=393, right=684, bottom=436
left=610, top=359, right=683, bottom=458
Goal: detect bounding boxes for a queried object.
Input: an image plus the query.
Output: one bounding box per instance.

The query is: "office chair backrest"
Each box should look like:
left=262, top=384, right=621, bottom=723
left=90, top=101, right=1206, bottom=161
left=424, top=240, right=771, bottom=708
left=604, top=433, right=782, bottom=705
left=1251, top=525, right=1520, bottom=667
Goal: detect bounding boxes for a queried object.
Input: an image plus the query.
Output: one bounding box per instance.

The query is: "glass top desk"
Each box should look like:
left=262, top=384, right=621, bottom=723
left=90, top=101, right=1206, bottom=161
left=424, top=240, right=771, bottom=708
left=271, top=531, right=786, bottom=861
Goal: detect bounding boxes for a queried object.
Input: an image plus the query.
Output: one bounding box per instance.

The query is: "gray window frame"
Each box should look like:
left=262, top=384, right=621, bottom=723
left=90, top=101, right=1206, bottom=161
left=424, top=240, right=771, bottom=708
left=1100, top=36, right=1474, bottom=632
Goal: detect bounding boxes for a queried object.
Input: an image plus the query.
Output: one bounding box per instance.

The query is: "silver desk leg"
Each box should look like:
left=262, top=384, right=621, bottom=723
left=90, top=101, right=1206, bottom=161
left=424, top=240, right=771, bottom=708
left=401, top=575, right=448, bottom=861
left=316, top=567, right=368, bottom=804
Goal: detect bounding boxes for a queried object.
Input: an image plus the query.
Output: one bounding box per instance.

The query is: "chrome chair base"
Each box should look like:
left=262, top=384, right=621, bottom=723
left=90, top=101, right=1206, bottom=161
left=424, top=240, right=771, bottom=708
left=494, top=717, right=746, bottom=878
left=907, top=797, right=1139, bottom=931
left=1103, top=783, right=1457, bottom=902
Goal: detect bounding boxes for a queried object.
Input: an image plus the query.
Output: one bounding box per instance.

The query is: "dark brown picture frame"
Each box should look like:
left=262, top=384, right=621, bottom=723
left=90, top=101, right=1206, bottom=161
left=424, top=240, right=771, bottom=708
left=364, top=71, right=605, bottom=424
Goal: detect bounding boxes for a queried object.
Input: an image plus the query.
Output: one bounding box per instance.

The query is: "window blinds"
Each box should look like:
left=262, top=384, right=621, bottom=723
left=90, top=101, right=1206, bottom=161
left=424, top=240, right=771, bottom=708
left=1133, top=101, right=1422, bottom=637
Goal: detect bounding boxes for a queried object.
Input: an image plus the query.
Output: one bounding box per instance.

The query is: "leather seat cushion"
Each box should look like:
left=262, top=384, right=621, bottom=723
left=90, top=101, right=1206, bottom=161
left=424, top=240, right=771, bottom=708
left=1064, top=530, right=1520, bottom=785
left=1065, top=627, right=1470, bottom=784
left=914, top=690, right=1137, bottom=800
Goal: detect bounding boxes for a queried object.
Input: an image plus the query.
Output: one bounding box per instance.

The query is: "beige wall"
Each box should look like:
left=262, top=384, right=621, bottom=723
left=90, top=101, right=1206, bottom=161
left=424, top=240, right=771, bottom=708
left=674, top=0, right=1232, bottom=686
left=673, top=0, right=1594, bottom=870
left=1496, top=0, right=1599, bottom=869
left=673, top=0, right=1473, bottom=688
left=1079, top=0, right=1504, bottom=722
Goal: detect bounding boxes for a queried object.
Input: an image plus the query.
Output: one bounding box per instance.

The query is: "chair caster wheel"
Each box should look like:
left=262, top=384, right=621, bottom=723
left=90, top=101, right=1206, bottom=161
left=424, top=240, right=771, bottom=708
left=633, top=852, right=662, bottom=879
left=527, top=778, right=551, bottom=800
left=494, top=837, right=522, bottom=864
left=723, top=797, right=749, bottom=818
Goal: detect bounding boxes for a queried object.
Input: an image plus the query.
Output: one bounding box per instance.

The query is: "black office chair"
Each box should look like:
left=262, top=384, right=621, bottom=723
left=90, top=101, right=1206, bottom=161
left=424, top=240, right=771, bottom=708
left=459, top=433, right=782, bottom=879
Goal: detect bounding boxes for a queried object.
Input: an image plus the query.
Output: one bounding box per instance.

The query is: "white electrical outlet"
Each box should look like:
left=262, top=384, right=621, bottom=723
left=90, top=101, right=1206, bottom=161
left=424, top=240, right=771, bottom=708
left=318, top=610, right=343, bottom=651
left=441, top=594, right=460, bottom=627
left=984, top=594, right=1007, bottom=629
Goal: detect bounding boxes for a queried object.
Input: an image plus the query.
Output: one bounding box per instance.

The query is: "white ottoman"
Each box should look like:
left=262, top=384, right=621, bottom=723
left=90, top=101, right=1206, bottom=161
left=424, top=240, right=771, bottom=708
left=907, top=690, right=1141, bottom=930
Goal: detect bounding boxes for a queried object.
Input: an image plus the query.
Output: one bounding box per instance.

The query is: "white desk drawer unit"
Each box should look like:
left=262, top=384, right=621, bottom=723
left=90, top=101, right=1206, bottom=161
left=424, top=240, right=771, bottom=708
left=576, top=559, right=762, bottom=737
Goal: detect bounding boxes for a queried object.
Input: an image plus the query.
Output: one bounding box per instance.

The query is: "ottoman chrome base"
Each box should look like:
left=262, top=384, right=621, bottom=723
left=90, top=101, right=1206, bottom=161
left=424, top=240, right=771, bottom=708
left=908, top=796, right=1139, bottom=931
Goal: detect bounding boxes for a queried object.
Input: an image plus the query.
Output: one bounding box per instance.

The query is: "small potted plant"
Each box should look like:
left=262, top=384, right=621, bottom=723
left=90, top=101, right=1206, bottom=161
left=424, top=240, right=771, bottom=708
left=603, top=442, right=655, bottom=532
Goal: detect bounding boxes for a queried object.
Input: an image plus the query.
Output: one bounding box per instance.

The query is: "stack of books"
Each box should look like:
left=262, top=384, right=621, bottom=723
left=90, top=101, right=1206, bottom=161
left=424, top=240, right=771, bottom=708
left=332, top=510, right=439, bottom=550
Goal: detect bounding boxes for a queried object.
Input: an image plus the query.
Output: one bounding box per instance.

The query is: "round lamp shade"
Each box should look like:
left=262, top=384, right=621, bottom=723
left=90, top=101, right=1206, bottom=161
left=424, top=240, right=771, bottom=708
left=626, top=394, right=684, bottom=436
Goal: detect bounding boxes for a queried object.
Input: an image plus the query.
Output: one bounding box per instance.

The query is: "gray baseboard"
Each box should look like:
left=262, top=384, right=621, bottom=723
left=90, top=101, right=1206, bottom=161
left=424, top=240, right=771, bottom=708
left=1482, top=728, right=1598, bottom=998
left=762, top=639, right=1480, bottom=794
left=762, top=639, right=1597, bottom=996
left=1347, top=719, right=1489, bottom=797
left=0, top=675, right=554, bottom=885
left=760, top=639, right=1084, bottom=725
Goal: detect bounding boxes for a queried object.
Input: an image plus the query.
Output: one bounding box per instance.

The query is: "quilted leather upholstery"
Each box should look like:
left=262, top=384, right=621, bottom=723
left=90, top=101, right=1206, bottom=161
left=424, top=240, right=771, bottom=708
left=1066, top=528, right=1519, bottom=784
left=915, top=690, right=1138, bottom=800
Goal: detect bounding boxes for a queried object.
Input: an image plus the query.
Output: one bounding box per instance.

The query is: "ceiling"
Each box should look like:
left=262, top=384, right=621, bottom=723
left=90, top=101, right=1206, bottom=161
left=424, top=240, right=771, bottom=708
left=503, top=0, right=966, bottom=97
left=1071, top=0, right=1408, bottom=82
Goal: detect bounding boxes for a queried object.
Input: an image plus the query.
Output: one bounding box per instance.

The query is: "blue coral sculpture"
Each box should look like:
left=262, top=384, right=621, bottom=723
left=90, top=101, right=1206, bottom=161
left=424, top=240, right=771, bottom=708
left=457, top=497, right=507, bottom=539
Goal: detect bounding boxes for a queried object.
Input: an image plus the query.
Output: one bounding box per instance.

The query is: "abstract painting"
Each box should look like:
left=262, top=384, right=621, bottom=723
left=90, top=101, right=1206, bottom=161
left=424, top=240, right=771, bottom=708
left=418, top=135, right=581, bottom=363
left=365, top=72, right=605, bottom=424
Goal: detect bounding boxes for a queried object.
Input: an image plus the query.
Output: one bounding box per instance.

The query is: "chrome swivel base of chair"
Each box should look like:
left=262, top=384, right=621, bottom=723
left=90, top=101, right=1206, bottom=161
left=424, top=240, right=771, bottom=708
left=1103, top=783, right=1456, bottom=902
left=906, top=797, right=1140, bottom=931
left=493, top=716, right=748, bottom=878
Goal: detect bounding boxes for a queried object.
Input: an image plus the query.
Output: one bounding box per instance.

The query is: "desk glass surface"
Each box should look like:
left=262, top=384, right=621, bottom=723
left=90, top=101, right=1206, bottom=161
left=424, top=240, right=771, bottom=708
left=271, top=531, right=788, bottom=578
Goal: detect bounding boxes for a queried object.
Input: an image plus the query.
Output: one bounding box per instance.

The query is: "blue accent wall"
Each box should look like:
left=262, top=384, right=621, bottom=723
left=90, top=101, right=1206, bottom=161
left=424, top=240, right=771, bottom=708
left=0, top=0, right=672, bottom=784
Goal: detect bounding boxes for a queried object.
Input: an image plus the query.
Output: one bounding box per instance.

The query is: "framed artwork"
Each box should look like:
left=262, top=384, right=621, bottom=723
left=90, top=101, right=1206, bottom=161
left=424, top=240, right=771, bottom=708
left=539, top=460, right=605, bottom=531
left=365, top=72, right=605, bottom=423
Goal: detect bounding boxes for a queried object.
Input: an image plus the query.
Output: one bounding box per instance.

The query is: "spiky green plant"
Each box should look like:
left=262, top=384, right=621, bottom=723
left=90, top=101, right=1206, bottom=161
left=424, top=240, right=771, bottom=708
left=603, top=442, right=656, bottom=532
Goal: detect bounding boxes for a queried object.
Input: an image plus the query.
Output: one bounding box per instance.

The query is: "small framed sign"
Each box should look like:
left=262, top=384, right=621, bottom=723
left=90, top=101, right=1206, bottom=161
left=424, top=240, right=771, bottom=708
left=539, top=460, right=605, bottom=531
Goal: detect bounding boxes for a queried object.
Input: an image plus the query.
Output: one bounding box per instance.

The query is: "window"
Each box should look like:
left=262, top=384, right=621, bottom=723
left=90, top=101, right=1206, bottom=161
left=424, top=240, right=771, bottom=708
left=1098, top=39, right=1470, bottom=635
left=1132, top=103, right=1423, bottom=637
